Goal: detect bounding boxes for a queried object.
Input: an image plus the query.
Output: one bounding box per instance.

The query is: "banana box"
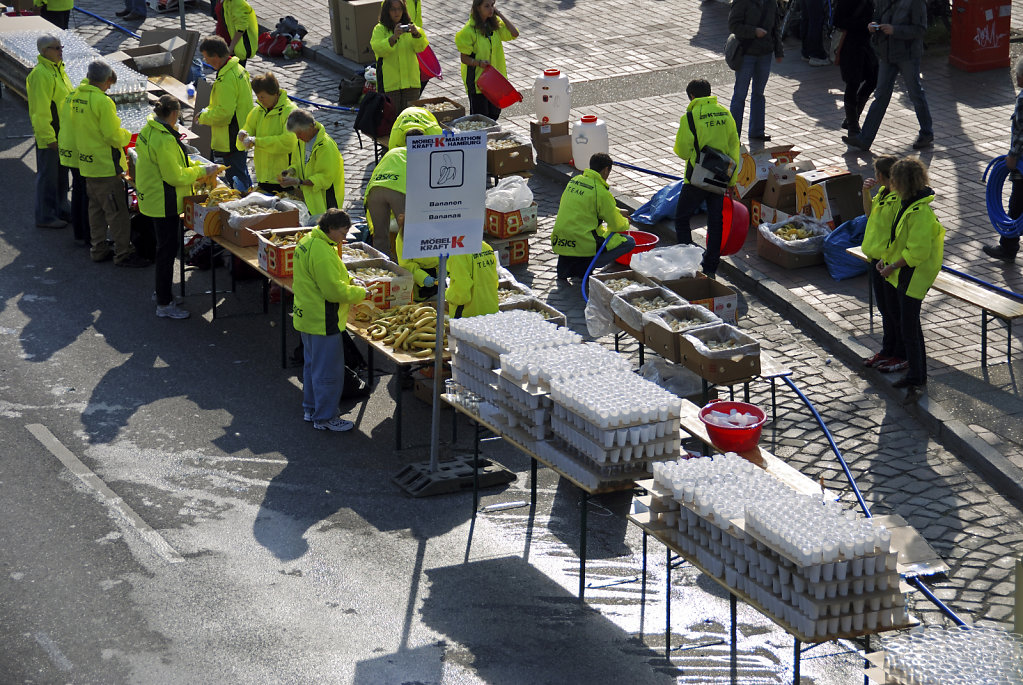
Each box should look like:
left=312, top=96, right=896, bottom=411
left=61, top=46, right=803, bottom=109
left=485, top=202, right=538, bottom=238
left=347, top=258, right=414, bottom=311
left=183, top=194, right=222, bottom=236
left=256, top=228, right=310, bottom=278
left=655, top=276, right=738, bottom=324
left=733, top=145, right=800, bottom=199
left=795, top=167, right=864, bottom=228
left=487, top=133, right=535, bottom=176
left=489, top=235, right=530, bottom=267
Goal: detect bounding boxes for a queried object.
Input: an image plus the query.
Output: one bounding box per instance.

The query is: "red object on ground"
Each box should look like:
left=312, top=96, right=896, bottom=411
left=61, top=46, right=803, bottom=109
left=719, top=195, right=749, bottom=256
left=417, top=46, right=442, bottom=80
left=699, top=400, right=767, bottom=453
left=615, top=230, right=659, bottom=266
left=949, top=0, right=1011, bottom=72
left=477, top=66, right=522, bottom=109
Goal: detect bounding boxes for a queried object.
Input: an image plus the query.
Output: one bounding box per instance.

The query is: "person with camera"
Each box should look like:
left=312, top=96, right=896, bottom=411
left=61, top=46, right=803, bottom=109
left=673, top=79, right=741, bottom=279
left=372, top=0, right=430, bottom=113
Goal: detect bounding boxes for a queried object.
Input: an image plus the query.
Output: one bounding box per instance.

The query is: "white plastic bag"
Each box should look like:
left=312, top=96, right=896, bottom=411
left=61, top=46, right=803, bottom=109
left=641, top=304, right=720, bottom=333
left=220, top=194, right=301, bottom=230
left=640, top=358, right=704, bottom=398
left=585, top=298, right=615, bottom=338
left=630, top=244, right=704, bottom=281
left=758, top=216, right=832, bottom=254
left=485, top=175, right=533, bottom=213
left=682, top=323, right=760, bottom=359
left=610, top=287, right=685, bottom=331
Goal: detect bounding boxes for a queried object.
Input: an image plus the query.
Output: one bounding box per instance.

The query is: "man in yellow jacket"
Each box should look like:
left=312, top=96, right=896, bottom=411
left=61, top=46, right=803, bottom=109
left=33, top=0, right=72, bottom=29
left=197, top=36, right=253, bottom=191
left=27, top=34, right=72, bottom=229
left=57, top=82, right=89, bottom=243
left=280, top=110, right=345, bottom=219
left=239, top=72, right=296, bottom=193
left=447, top=241, right=499, bottom=319
left=550, top=152, right=635, bottom=280
left=223, top=0, right=259, bottom=66
left=292, top=209, right=369, bottom=431
left=673, top=78, right=741, bottom=278
left=68, top=61, right=149, bottom=267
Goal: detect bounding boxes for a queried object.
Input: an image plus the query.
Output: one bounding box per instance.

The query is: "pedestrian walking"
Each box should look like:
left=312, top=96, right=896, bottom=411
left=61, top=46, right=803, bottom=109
left=982, top=56, right=1023, bottom=263
left=843, top=0, right=933, bottom=152
left=833, top=0, right=878, bottom=135
left=801, top=0, right=831, bottom=66
left=728, top=0, right=784, bottom=142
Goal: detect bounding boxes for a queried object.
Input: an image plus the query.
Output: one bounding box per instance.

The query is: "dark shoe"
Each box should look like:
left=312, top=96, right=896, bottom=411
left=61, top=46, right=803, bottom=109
left=842, top=135, right=870, bottom=152
left=983, top=244, right=1017, bottom=263
left=115, top=8, right=131, bottom=16
left=902, top=384, right=926, bottom=405
left=91, top=251, right=113, bottom=263
left=749, top=134, right=772, bottom=142
left=36, top=219, right=68, bottom=229
left=841, top=118, right=849, bottom=130
left=862, top=352, right=893, bottom=368
left=892, top=376, right=917, bottom=389
left=912, top=133, right=934, bottom=149
left=115, top=253, right=152, bottom=268
left=123, top=11, right=146, bottom=20
left=878, top=358, right=909, bottom=374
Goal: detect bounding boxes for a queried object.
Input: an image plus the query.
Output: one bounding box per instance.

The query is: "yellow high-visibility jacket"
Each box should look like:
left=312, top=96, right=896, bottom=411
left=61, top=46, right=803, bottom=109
left=293, top=227, right=367, bottom=336
left=33, top=0, right=73, bottom=11
left=885, top=192, right=945, bottom=301
left=243, top=89, right=297, bottom=183
left=551, top=168, right=629, bottom=257
left=455, top=17, right=516, bottom=95
left=56, top=83, right=80, bottom=168
left=447, top=241, right=499, bottom=318
left=198, top=57, right=253, bottom=153
left=68, top=82, right=131, bottom=178
left=223, top=0, right=259, bottom=61
left=673, top=95, right=741, bottom=185
left=26, top=54, right=72, bottom=147
left=860, top=186, right=901, bottom=261
left=371, top=24, right=429, bottom=93
left=134, top=116, right=206, bottom=218
left=289, top=123, right=345, bottom=216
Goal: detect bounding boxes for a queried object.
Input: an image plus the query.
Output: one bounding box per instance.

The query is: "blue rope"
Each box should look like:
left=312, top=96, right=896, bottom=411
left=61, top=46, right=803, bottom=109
left=72, top=7, right=141, bottom=38
left=983, top=155, right=1023, bottom=238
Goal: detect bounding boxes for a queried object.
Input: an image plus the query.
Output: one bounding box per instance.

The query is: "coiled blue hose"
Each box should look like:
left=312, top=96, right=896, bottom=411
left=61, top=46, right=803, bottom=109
left=983, top=155, right=1023, bottom=238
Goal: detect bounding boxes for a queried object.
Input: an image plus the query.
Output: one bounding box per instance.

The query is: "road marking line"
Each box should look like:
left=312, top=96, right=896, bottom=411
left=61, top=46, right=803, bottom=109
left=26, top=424, right=184, bottom=564
left=34, top=632, right=72, bottom=672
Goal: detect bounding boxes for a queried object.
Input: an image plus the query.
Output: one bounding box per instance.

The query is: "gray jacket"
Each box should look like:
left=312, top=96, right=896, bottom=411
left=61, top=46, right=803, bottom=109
left=728, top=0, right=783, bottom=59
left=871, top=0, right=927, bottom=63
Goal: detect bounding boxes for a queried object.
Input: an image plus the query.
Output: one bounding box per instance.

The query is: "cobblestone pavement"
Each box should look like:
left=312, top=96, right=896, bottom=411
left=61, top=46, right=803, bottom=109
left=45, top=0, right=1023, bottom=679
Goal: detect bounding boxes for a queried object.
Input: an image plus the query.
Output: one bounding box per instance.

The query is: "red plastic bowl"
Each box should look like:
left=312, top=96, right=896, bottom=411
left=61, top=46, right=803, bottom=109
left=477, top=66, right=522, bottom=109
left=719, top=195, right=749, bottom=256
left=698, top=400, right=767, bottom=452
left=615, top=230, right=660, bottom=266
left=417, top=45, right=442, bottom=80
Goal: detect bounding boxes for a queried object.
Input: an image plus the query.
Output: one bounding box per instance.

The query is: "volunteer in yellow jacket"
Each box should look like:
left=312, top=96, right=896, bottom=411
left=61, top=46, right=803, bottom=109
left=395, top=215, right=439, bottom=300
left=223, top=0, right=259, bottom=66
left=197, top=36, right=254, bottom=191
left=57, top=82, right=89, bottom=243
left=69, top=60, right=149, bottom=267
left=239, top=72, right=297, bottom=193
left=877, top=158, right=945, bottom=405
left=135, top=96, right=219, bottom=320
left=858, top=155, right=905, bottom=372
left=372, top=0, right=429, bottom=113
left=551, top=152, right=635, bottom=280
left=279, top=110, right=345, bottom=219
left=447, top=240, right=499, bottom=318
left=27, top=34, right=73, bottom=229
left=673, top=78, right=741, bottom=278
left=33, top=0, right=72, bottom=29
left=292, top=209, right=369, bottom=431
left=455, top=0, right=518, bottom=120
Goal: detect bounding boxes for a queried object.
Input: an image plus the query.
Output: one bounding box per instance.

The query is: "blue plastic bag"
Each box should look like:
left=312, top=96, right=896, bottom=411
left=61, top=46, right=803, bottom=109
left=631, top=180, right=684, bottom=225
left=822, top=215, right=869, bottom=281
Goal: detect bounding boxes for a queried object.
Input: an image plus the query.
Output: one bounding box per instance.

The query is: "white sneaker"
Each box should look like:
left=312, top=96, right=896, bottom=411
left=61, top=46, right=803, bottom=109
left=313, top=417, right=355, bottom=432
left=809, top=57, right=830, bottom=67
left=156, top=302, right=190, bottom=319
left=303, top=410, right=313, bottom=422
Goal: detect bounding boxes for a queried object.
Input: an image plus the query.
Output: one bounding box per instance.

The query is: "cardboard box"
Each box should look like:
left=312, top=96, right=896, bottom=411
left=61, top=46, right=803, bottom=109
left=756, top=224, right=825, bottom=269
left=485, top=202, right=538, bottom=238
left=679, top=324, right=762, bottom=384
left=587, top=270, right=657, bottom=311
left=796, top=167, right=864, bottom=228
left=218, top=208, right=300, bottom=246
left=347, top=258, right=415, bottom=310
left=611, top=286, right=683, bottom=333
left=612, top=312, right=645, bottom=343
left=487, top=133, right=535, bottom=176
left=138, top=29, right=200, bottom=84
left=108, top=45, right=175, bottom=77
left=183, top=194, right=225, bottom=237
left=535, top=135, right=573, bottom=165
left=410, top=97, right=465, bottom=124
left=340, top=240, right=388, bottom=265
left=412, top=366, right=452, bottom=405
left=489, top=234, right=530, bottom=267
left=734, top=145, right=800, bottom=200
left=643, top=305, right=721, bottom=363
left=498, top=297, right=567, bottom=326
left=335, top=0, right=381, bottom=64
left=530, top=120, right=570, bottom=143
left=256, top=228, right=309, bottom=277
left=761, top=165, right=799, bottom=214
left=656, top=276, right=739, bottom=324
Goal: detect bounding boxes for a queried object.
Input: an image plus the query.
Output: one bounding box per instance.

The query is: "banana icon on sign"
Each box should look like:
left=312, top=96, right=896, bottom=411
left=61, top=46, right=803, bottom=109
left=436, top=154, right=457, bottom=185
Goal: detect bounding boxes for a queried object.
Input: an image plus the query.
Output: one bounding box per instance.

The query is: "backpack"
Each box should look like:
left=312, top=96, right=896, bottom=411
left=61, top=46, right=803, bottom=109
left=338, top=73, right=366, bottom=106
left=352, top=91, right=396, bottom=147
left=257, top=31, right=274, bottom=56
left=267, top=32, right=290, bottom=58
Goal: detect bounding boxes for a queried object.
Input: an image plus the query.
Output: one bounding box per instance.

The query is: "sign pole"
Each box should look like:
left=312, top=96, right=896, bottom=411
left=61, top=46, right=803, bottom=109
left=429, top=254, right=447, bottom=473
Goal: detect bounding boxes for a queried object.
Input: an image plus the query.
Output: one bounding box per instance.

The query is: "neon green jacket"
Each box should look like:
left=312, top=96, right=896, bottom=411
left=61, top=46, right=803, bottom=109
left=455, top=18, right=516, bottom=94
left=243, top=90, right=297, bottom=183
left=198, top=57, right=253, bottom=153
left=68, top=82, right=131, bottom=178
left=551, top=168, right=629, bottom=257
left=387, top=106, right=441, bottom=149
left=363, top=147, right=406, bottom=235
left=860, top=186, right=901, bottom=261
left=447, top=241, right=499, bottom=318
left=405, top=0, right=422, bottom=26
left=134, top=117, right=206, bottom=218
left=395, top=230, right=439, bottom=286
left=57, top=84, right=79, bottom=168
left=289, top=123, right=345, bottom=216
left=371, top=24, right=429, bottom=93
left=885, top=192, right=945, bottom=300
left=224, top=0, right=259, bottom=61
left=292, top=227, right=367, bottom=335
left=674, top=95, right=741, bottom=184
left=26, top=55, right=72, bottom=147
left=33, top=0, right=73, bottom=10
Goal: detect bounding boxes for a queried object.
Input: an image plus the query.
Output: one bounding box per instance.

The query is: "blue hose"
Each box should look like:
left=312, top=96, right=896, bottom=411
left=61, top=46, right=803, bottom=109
left=580, top=234, right=613, bottom=302
left=73, top=7, right=141, bottom=38
left=289, top=95, right=357, bottom=113
left=982, top=155, right=1023, bottom=238
left=612, top=160, right=683, bottom=182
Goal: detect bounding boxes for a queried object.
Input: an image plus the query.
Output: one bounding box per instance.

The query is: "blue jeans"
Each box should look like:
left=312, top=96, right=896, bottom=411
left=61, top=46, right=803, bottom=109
left=213, top=149, right=252, bottom=192
left=730, top=53, right=772, bottom=138
left=35, top=146, right=70, bottom=225
left=301, top=331, right=345, bottom=423
left=858, top=58, right=932, bottom=147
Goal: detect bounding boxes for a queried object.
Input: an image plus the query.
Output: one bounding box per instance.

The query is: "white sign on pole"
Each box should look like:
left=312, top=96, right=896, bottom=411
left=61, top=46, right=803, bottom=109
left=403, top=132, right=486, bottom=259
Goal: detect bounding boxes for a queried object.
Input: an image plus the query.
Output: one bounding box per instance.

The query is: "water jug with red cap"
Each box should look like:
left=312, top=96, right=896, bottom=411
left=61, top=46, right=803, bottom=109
left=533, top=68, right=571, bottom=124
left=570, top=115, right=609, bottom=171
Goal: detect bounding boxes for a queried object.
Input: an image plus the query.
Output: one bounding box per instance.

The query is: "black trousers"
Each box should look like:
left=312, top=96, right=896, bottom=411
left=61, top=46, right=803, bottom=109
left=153, top=215, right=180, bottom=307
left=40, top=8, right=70, bottom=28
left=69, top=167, right=90, bottom=243
left=896, top=267, right=927, bottom=385
left=870, top=260, right=905, bottom=359
left=998, top=177, right=1023, bottom=255
left=675, top=183, right=724, bottom=276
left=467, top=91, right=500, bottom=121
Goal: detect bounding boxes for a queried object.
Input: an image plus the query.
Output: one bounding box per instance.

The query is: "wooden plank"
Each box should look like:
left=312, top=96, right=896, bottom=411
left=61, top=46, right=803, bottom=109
left=211, top=237, right=292, bottom=291
left=148, top=75, right=194, bottom=109
left=348, top=319, right=450, bottom=366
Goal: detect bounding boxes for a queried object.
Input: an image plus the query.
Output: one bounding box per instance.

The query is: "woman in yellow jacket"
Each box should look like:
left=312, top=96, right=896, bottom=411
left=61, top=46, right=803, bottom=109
left=33, top=0, right=72, bottom=29
left=223, top=0, right=259, bottom=66
left=395, top=215, right=439, bottom=300
left=877, top=158, right=945, bottom=405
left=239, top=72, right=297, bottom=193
left=280, top=109, right=345, bottom=218
left=135, top=95, right=218, bottom=319
left=858, top=155, right=904, bottom=372
left=455, top=0, right=518, bottom=120
left=447, top=241, right=499, bottom=318
left=371, top=0, right=429, bottom=113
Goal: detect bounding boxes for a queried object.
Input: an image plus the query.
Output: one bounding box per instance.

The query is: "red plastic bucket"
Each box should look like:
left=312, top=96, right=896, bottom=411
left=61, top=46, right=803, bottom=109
left=477, top=66, right=522, bottom=109
left=698, top=400, right=767, bottom=452
left=719, top=195, right=749, bottom=256
left=417, top=45, right=442, bottom=80
left=615, top=230, right=660, bottom=265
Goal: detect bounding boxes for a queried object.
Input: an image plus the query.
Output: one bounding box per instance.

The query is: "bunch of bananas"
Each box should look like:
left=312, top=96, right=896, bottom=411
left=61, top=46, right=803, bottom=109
left=362, top=304, right=447, bottom=358
left=204, top=187, right=243, bottom=208
left=774, top=223, right=813, bottom=241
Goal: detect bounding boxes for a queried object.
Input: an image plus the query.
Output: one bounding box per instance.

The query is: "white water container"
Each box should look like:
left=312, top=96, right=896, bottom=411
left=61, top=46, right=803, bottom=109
left=533, top=68, right=571, bottom=125
left=570, top=115, right=609, bottom=170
